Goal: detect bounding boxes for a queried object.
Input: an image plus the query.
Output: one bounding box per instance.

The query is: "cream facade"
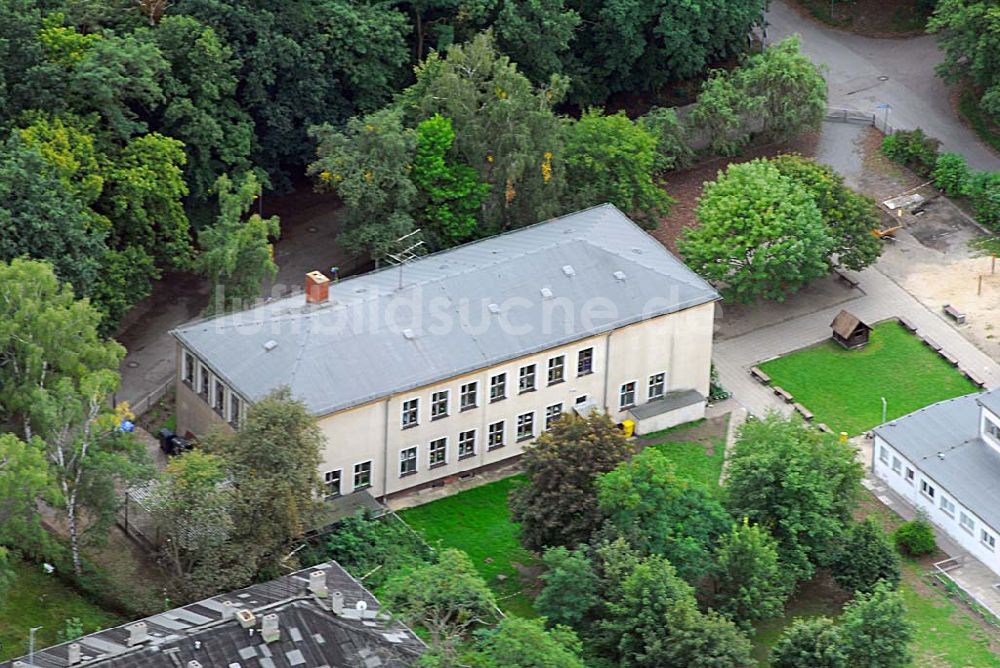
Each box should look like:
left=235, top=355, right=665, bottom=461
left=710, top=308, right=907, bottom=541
left=177, top=301, right=715, bottom=499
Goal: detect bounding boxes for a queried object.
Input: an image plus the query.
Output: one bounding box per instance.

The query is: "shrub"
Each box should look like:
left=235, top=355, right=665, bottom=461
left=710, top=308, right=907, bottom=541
left=893, top=517, right=936, bottom=556
left=829, top=519, right=901, bottom=594
left=881, top=129, right=941, bottom=176
left=966, top=171, right=1000, bottom=230
left=932, top=152, right=970, bottom=197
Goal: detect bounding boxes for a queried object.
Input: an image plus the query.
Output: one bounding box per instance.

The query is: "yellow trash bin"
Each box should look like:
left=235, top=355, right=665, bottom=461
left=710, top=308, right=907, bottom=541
left=622, top=419, right=635, bottom=438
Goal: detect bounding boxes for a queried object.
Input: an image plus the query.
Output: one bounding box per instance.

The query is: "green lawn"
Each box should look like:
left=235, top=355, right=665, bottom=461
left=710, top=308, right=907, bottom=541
left=760, top=321, right=978, bottom=435
left=398, top=475, right=540, bottom=617
left=641, top=418, right=727, bottom=494
left=0, top=558, right=123, bottom=660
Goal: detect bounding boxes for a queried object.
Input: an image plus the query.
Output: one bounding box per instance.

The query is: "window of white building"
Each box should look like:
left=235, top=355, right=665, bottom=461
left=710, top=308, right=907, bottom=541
left=648, top=373, right=666, bottom=401
left=960, top=512, right=975, bottom=534
left=400, top=447, right=417, bottom=476
left=354, top=461, right=372, bottom=490
left=920, top=479, right=935, bottom=500
left=982, top=529, right=996, bottom=551
left=458, top=430, right=476, bottom=459
left=402, top=398, right=419, bottom=428
left=488, top=421, right=505, bottom=450
left=517, top=412, right=535, bottom=441
left=519, top=365, right=536, bottom=393
left=940, top=496, right=956, bottom=517
left=429, top=438, right=447, bottom=468
left=431, top=390, right=449, bottom=420
left=620, top=382, right=636, bottom=410
left=323, top=470, right=342, bottom=499
left=545, top=403, right=563, bottom=430
left=879, top=445, right=889, bottom=465
left=460, top=382, right=478, bottom=411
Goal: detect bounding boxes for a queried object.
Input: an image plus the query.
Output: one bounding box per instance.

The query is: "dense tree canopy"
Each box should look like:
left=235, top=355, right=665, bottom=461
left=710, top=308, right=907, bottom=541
left=930, top=0, right=1000, bottom=124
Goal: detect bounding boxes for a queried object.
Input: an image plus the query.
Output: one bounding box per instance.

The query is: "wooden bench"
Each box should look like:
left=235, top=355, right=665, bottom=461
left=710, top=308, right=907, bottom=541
left=835, top=269, right=860, bottom=289
left=921, top=335, right=942, bottom=352
left=750, top=366, right=771, bottom=385
left=816, top=423, right=834, bottom=434
left=943, top=304, right=966, bottom=325
left=773, top=386, right=794, bottom=403
left=897, top=316, right=917, bottom=333
left=794, top=402, right=814, bottom=421
left=961, top=367, right=988, bottom=388
left=940, top=350, right=959, bottom=366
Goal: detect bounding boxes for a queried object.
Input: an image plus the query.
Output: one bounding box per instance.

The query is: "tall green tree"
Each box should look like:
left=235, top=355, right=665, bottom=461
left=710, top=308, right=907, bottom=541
left=770, top=155, right=883, bottom=271
left=678, top=159, right=834, bottom=303
left=309, top=107, right=417, bottom=260
left=596, top=448, right=731, bottom=583
left=829, top=519, right=901, bottom=596
left=562, top=110, right=673, bottom=228
left=711, top=519, right=791, bottom=627
left=197, top=172, right=279, bottom=313
left=403, top=32, right=567, bottom=232
left=725, top=413, right=863, bottom=582
left=470, top=617, right=585, bottom=668
left=535, top=546, right=602, bottom=631
left=493, top=0, right=580, bottom=84
left=0, top=433, right=53, bottom=597
left=510, top=412, right=635, bottom=551
left=839, top=581, right=914, bottom=668
left=771, top=618, right=847, bottom=668
left=413, top=114, right=490, bottom=245
left=206, top=387, right=323, bottom=572
left=930, top=0, right=1000, bottom=123
left=688, top=67, right=760, bottom=157
left=640, top=106, right=694, bottom=172
left=0, top=259, right=124, bottom=440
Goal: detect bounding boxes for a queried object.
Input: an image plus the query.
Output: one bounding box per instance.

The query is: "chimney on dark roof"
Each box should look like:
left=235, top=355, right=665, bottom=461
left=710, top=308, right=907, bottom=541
left=305, top=271, right=330, bottom=304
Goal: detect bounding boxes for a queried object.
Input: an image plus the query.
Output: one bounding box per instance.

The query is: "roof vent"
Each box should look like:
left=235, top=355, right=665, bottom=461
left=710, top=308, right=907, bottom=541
left=68, top=643, right=81, bottom=666
left=540, top=287, right=553, bottom=299
left=562, top=265, right=575, bottom=277
left=221, top=600, right=235, bottom=620
left=236, top=609, right=256, bottom=629
left=309, top=570, right=328, bottom=598
left=261, top=613, right=280, bottom=643
left=356, top=600, right=368, bottom=612
left=331, top=591, right=345, bottom=615
left=188, top=662, right=203, bottom=668
left=263, top=339, right=278, bottom=352
left=488, top=303, right=500, bottom=314
left=126, top=622, right=148, bottom=647
left=613, top=271, right=627, bottom=281
left=402, top=328, right=415, bottom=340
left=937, top=452, right=946, bottom=460
left=631, top=248, right=643, bottom=254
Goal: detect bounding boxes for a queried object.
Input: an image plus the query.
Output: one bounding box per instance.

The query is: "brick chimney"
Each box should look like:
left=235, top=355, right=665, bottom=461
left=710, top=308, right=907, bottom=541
left=305, top=271, right=330, bottom=304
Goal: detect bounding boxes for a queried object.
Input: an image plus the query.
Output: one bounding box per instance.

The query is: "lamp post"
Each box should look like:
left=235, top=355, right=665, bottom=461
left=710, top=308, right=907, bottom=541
left=29, top=626, right=42, bottom=666
left=881, top=397, right=888, bottom=424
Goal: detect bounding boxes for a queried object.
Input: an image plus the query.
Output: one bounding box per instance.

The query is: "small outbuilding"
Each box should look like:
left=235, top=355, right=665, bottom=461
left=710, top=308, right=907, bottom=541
left=830, top=309, right=871, bottom=349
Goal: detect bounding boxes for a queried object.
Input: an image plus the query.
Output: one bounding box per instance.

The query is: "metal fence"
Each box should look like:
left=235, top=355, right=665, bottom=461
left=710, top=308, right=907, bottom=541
left=129, top=377, right=174, bottom=416
left=933, top=557, right=1000, bottom=626
left=825, top=108, right=898, bottom=135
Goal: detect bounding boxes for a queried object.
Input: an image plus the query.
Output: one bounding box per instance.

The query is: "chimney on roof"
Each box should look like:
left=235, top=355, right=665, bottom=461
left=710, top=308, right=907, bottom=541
left=261, top=613, right=280, bottom=643
left=68, top=643, right=82, bottom=665
left=188, top=662, right=203, bottom=668
left=126, top=621, right=148, bottom=647
left=331, top=591, right=344, bottom=615
left=309, top=570, right=329, bottom=598
left=236, top=609, right=256, bottom=629
left=221, top=600, right=235, bottom=621
left=305, top=270, right=330, bottom=304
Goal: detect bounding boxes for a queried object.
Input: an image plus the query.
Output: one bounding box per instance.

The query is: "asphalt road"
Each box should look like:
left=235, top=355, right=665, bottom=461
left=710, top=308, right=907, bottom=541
left=766, top=0, right=1000, bottom=172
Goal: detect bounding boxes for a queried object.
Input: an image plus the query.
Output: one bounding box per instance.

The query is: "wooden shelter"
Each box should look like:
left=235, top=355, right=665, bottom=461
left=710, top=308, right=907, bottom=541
left=830, top=309, right=871, bottom=349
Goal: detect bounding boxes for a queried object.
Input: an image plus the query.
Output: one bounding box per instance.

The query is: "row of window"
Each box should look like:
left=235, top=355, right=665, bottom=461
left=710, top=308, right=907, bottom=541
left=182, top=350, right=243, bottom=427
left=879, top=445, right=996, bottom=552
left=401, top=348, right=595, bottom=428
left=619, top=372, right=666, bottom=410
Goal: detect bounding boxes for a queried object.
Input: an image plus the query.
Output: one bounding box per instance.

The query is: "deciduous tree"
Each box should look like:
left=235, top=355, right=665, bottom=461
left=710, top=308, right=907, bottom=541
left=535, top=546, right=601, bottom=630
left=678, top=160, right=834, bottom=303
left=509, top=412, right=634, bottom=551
left=771, top=618, right=847, bottom=668
left=930, top=0, right=1000, bottom=124
left=493, top=0, right=580, bottom=84
left=711, top=519, right=791, bottom=626
left=839, top=581, right=913, bottom=668
left=470, top=617, right=585, bottom=668
left=0, top=433, right=53, bottom=596
left=829, top=518, right=901, bottom=595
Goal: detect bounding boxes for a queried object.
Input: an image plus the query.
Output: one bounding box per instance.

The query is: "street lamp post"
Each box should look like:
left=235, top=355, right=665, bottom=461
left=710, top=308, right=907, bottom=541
left=29, top=626, right=42, bottom=667
left=882, top=397, right=888, bottom=424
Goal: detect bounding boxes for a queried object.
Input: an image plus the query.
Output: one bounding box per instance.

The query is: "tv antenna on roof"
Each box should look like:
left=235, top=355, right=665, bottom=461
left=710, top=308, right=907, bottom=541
left=385, top=229, right=425, bottom=290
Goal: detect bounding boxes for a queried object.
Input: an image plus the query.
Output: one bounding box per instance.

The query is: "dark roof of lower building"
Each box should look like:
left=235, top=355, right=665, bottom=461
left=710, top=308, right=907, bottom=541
left=171, top=204, right=719, bottom=416
left=628, top=389, right=705, bottom=420
left=874, top=389, right=1000, bottom=532
left=1, top=561, right=423, bottom=668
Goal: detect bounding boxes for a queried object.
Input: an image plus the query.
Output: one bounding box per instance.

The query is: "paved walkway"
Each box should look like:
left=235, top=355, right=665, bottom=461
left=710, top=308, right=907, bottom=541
left=714, top=264, right=1000, bottom=422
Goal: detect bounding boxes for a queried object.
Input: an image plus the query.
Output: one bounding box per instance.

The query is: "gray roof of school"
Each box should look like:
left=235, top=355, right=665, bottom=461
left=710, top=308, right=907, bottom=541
left=172, top=204, right=720, bottom=416
left=0, top=560, right=424, bottom=668
left=874, top=387, right=1000, bottom=532
left=979, top=387, right=1000, bottom=417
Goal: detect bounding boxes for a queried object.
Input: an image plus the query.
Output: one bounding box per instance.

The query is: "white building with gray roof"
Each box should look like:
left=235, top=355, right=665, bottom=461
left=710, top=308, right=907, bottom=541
left=873, top=387, right=1000, bottom=576
left=171, top=204, right=720, bottom=500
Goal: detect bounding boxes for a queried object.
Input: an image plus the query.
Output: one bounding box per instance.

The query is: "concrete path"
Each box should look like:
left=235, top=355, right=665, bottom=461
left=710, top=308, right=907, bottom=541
left=766, top=0, right=1000, bottom=172
left=714, top=263, right=1000, bottom=422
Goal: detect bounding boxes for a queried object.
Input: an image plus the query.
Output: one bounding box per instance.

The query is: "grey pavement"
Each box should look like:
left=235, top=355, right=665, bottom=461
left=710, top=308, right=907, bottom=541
left=766, top=0, right=1000, bottom=172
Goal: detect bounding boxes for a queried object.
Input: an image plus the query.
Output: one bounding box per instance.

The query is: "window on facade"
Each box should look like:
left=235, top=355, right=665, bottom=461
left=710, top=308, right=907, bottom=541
left=490, top=373, right=507, bottom=402
left=577, top=348, right=593, bottom=376
left=213, top=378, right=226, bottom=414
left=920, top=479, right=935, bottom=499
left=458, top=430, right=476, bottom=459
left=517, top=412, right=535, bottom=441
left=431, top=390, right=449, bottom=420
left=488, top=421, right=505, bottom=450
left=576, top=395, right=588, bottom=405
left=519, top=364, right=536, bottom=393
left=879, top=446, right=889, bottom=464
left=229, top=394, right=241, bottom=427
left=960, top=512, right=975, bottom=534
left=323, top=470, right=342, bottom=499
left=546, top=403, right=563, bottom=430
left=620, top=382, right=637, bottom=409
left=182, top=351, right=195, bottom=385
left=905, top=467, right=915, bottom=484
left=648, top=373, right=666, bottom=401
left=982, top=530, right=996, bottom=551
left=402, top=398, right=419, bottom=428
left=399, top=447, right=417, bottom=476
left=199, top=365, right=209, bottom=398
left=429, top=438, right=447, bottom=468
left=986, top=418, right=1000, bottom=440
left=460, top=382, right=478, bottom=411
left=941, top=496, right=956, bottom=517
left=548, top=356, right=565, bottom=385
left=892, top=456, right=901, bottom=474
left=354, top=461, right=372, bottom=490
